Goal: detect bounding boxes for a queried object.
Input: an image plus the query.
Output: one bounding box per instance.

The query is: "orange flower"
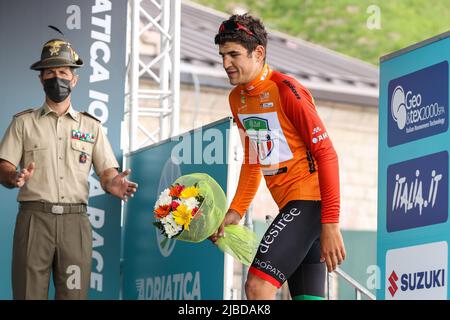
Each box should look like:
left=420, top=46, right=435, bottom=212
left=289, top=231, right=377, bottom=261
left=169, top=184, right=184, bottom=197
left=154, top=205, right=170, bottom=219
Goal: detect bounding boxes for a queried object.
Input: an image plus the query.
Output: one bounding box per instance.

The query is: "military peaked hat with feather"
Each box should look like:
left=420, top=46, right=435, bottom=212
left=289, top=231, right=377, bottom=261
left=30, top=25, right=83, bottom=70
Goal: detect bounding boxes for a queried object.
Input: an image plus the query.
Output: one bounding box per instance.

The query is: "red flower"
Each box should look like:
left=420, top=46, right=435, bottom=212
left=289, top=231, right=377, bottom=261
left=169, top=184, right=185, bottom=197
left=154, top=205, right=170, bottom=219
left=191, top=207, right=199, bottom=217
left=171, top=201, right=180, bottom=210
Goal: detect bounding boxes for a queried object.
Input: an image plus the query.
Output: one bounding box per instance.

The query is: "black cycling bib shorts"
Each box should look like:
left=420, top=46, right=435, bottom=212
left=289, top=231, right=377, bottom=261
left=248, top=200, right=327, bottom=300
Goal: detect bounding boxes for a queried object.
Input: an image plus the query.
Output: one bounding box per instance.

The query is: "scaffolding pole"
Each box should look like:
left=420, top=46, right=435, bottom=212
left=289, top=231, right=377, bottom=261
left=126, top=0, right=181, bottom=152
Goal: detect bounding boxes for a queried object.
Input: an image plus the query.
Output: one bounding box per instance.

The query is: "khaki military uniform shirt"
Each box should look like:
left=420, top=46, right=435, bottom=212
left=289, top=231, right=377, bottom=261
left=0, top=103, right=119, bottom=204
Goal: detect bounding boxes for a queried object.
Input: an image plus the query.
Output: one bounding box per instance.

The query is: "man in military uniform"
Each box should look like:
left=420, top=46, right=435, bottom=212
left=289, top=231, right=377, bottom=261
left=0, top=38, right=138, bottom=299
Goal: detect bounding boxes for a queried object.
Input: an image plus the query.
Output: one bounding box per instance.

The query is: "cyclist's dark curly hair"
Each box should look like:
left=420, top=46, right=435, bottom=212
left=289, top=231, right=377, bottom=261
left=214, top=13, right=268, bottom=56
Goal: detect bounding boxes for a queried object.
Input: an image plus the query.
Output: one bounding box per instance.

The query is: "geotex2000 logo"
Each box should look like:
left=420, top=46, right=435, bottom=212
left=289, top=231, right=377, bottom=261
left=385, top=242, right=448, bottom=300
left=386, top=151, right=448, bottom=232
left=388, top=61, right=448, bottom=147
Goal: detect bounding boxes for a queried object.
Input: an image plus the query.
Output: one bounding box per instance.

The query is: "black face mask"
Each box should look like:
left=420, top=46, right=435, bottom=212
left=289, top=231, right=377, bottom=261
left=43, top=77, right=72, bottom=103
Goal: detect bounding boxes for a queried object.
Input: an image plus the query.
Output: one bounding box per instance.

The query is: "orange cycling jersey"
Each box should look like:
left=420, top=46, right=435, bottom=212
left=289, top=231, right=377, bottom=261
left=229, top=64, right=340, bottom=223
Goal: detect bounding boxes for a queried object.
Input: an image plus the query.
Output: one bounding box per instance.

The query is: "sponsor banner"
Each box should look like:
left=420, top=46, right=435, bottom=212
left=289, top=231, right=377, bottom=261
left=388, top=61, right=448, bottom=147
left=122, top=119, right=231, bottom=300
left=386, top=151, right=448, bottom=232
left=378, top=32, right=450, bottom=300
left=385, top=241, right=448, bottom=300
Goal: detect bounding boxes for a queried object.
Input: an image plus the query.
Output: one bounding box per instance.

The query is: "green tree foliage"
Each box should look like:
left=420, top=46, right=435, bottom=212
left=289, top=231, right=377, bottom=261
left=195, top=0, right=450, bottom=65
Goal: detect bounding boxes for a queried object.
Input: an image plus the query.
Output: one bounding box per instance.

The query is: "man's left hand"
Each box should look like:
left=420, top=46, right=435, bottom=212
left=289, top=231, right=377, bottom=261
left=320, top=223, right=346, bottom=272
left=107, top=169, right=138, bottom=202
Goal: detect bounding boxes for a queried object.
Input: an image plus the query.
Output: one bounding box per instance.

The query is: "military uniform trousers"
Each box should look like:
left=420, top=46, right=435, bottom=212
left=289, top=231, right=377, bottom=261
left=12, top=202, right=92, bottom=300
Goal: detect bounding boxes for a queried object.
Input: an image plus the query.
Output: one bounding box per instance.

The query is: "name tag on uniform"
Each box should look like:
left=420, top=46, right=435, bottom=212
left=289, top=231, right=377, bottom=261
left=72, top=130, right=95, bottom=143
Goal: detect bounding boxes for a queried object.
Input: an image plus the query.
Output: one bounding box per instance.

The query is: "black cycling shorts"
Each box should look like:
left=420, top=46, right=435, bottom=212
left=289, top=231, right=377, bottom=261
left=249, top=200, right=326, bottom=297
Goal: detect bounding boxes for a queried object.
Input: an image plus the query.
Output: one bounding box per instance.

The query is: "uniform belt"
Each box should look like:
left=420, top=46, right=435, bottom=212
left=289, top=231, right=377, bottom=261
left=19, top=201, right=87, bottom=214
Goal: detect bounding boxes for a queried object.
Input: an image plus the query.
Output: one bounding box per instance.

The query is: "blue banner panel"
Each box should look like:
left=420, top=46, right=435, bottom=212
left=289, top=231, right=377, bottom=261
left=0, top=0, right=127, bottom=299
left=122, top=119, right=232, bottom=300
left=386, top=151, right=448, bottom=232
left=378, top=32, right=450, bottom=300
left=388, top=61, right=448, bottom=147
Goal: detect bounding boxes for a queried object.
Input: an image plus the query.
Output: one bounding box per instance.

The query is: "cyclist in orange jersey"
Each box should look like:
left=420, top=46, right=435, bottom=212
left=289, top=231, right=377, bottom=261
left=210, top=14, right=346, bottom=300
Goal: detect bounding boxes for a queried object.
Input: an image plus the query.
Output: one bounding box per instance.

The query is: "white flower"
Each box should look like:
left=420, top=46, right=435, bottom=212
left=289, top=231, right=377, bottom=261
left=182, top=197, right=200, bottom=211
left=161, top=214, right=182, bottom=238
left=155, top=188, right=172, bottom=208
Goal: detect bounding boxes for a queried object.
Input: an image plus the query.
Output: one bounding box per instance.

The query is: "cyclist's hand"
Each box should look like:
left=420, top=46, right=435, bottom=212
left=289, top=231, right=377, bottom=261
left=209, top=209, right=241, bottom=243
left=320, top=223, right=346, bottom=272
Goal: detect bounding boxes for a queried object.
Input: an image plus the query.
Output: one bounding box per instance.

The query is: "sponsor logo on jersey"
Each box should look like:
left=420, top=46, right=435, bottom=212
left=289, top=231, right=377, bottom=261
left=282, top=79, right=301, bottom=100
left=312, top=132, right=328, bottom=144
left=260, top=91, right=270, bottom=101
left=312, top=126, right=322, bottom=135
left=238, top=112, right=294, bottom=165
left=243, top=117, right=274, bottom=160
left=260, top=102, right=274, bottom=109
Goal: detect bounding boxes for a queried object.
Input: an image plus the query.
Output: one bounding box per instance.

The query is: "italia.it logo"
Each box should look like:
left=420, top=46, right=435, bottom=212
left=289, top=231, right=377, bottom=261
left=391, top=86, right=407, bottom=130
left=388, top=271, right=399, bottom=297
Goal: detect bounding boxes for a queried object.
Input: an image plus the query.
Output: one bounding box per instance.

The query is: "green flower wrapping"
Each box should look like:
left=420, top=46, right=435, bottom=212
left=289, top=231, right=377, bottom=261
left=172, top=173, right=258, bottom=266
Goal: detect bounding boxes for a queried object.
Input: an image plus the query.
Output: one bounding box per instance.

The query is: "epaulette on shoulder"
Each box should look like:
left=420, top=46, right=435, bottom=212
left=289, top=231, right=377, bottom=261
left=13, top=108, right=34, bottom=118
left=81, top=111, right=101, bottom=123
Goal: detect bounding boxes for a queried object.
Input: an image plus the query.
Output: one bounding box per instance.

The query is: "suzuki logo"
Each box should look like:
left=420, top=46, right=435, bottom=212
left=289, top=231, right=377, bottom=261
left=388, top=271, right=399, bottom=297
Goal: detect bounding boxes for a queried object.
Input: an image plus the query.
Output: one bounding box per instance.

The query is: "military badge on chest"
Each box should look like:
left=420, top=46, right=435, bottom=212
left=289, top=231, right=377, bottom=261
left=79, top=152, right=88, bottom=164
left=72, top=129, right=94, bottom=165
left=72, top=129, right=95, bottom=143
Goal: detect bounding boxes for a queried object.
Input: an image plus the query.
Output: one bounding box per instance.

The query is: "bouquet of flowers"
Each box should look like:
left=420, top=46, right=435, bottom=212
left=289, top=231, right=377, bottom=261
left=153, top=173, right=258, bottom=266
left=153, top=181, right=203, bottom=239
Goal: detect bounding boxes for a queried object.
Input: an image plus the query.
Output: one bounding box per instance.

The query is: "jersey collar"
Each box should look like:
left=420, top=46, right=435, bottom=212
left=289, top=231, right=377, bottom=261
left=241, top=64, right=272, bottom=94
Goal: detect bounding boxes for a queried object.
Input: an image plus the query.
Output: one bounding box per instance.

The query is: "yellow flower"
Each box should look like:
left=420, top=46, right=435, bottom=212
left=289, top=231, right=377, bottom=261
left=172, top=204, right=192, bottom=230
left=180, top=186, right=199, bottom=199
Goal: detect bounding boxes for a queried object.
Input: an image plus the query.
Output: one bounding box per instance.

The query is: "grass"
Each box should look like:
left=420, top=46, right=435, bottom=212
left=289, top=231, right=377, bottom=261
left=194, top=0, right=450, bottom=65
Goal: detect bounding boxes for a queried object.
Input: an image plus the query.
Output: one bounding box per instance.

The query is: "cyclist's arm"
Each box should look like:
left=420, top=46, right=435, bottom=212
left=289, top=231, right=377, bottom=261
left=228, top=96, right=262, bottom=218
left=279, top=81, right=340, bottom=223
